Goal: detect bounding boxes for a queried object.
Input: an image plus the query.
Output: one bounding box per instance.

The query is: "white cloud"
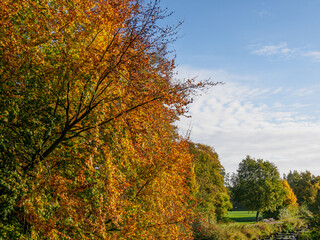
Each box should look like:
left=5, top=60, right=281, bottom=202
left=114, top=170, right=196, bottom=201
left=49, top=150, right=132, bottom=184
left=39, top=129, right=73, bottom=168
left=176, top=66, right=320, bottom=176
left=175, top=67, right=257, bottom=84
left=272, top=102, right=312, bottom=110
left=272, top=87, right=283, bottom=94
left=250, top=42, right=294, bottom=56
left=293, top=85, right=320, bottom=97
left=250, top=42, right=320, bottom=62
left=302, top=51, right=320, bottom=61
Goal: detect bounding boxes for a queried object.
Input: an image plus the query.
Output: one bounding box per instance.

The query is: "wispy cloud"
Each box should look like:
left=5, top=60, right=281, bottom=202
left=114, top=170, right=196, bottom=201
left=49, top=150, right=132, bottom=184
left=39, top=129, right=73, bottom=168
left=251, top=42, right=320, bottom=61
left=293, top=85, right=320, bottom=97
left=175, top=67, right=257, bottom=84
left=250, top=42, right=294, bottom=56
left=176, top=66, right=320, bottom=175
left=272, top=87, right=283, bottom=94
left=302, top=51, right=320, bottom=61
left=253, top=9, right=273, bottom=19
left=258, top=10, right=272, bottom=18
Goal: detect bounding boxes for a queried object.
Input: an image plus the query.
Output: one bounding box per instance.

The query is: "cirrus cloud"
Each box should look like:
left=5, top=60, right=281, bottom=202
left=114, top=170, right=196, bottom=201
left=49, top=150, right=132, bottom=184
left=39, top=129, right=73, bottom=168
left=250, top=42, right=294, bottom=56
left=250, top=42, right=320, bottom=62
left=176, top=66, right=320, bottom=176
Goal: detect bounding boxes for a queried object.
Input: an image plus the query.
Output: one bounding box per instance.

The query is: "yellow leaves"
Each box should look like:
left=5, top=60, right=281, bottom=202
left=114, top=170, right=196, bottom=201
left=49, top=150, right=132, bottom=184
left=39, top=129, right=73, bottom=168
left=0, top=0, right=212, bottom=238
left=282, top=179, right=298, bottom=206
left=86, top=108, right=195, bottom=238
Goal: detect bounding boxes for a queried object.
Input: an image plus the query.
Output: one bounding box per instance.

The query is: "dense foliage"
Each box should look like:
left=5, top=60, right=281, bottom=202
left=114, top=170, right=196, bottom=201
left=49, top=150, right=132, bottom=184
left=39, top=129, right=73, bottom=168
left=286, top=170, right=320, bottom=207
left=1, top=0, right=319, bottom=239
left=262, top=179, right=298, bottom=220
left=189, top=143, right=232, bottom=222
left=285, top=170, right=320, bottom=238
left=300, top=185, right=320, bottom=239
left=282, top=179, right=298, bottom=207
left=232, top=156, right=286, bottom=221
left=0, top=0, right=219, bottom=238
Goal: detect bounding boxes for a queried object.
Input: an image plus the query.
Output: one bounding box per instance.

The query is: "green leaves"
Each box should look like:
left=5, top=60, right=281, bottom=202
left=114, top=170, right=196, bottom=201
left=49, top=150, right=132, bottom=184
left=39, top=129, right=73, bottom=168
left=189, top=142, right=232, bottom=222
left=286, top=170, right=320, bottom=206
left=232, top=156, right=286, bottom=218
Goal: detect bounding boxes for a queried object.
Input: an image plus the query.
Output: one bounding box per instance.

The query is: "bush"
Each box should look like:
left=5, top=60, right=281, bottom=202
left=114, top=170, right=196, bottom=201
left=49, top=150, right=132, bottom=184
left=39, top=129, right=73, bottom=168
left=299, top=215, right=320, bottom=240
left=299, top=231, right=320, bottom=240
left=193, top=219, right=280, bottom=240
left=298, top=205, right=312, bottom=217
left=192, top=218, right=250, bottom=240
left=192, top=217, right=307, bottom=240
left=279, top=207, right=295, bottom=220
left=263, top=206, right=297, bottom=220
left=281, top=222, right=295, bottom=233
left=280, top=218, right=307, bottom=233
left=219, top=217, right=235, bottom=224
left=256, top=222, right=273, bottom=236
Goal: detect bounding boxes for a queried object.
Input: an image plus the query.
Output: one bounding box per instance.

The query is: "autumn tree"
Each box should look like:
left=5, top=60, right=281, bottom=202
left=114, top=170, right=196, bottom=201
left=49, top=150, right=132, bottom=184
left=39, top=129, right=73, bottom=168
left=189, top=142, right=232, bottom=222
left=286, top=170, right=320, bottom=206
left=282, top=179, right=298, bottom=207
left=262, top=179, right=298, bottom=220
left=232, top=156, right=286, bottom=222
left=0, top=0, right=217, bottom=238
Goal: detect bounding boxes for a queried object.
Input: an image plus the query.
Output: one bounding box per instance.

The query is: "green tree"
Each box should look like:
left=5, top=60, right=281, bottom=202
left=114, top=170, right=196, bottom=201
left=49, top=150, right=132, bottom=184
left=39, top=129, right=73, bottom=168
left=286, top=170, right=320, bottom=206
left=262, top=179, right=298, bottom=220
left=232, top=156, right=286, bottom=222
left=189, top=142, right=232, bottom=222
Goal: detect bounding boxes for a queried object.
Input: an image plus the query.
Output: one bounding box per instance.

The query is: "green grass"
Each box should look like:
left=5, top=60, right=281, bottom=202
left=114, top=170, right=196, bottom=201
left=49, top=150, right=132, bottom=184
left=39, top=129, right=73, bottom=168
left=227, top=211, right=262, bottom=224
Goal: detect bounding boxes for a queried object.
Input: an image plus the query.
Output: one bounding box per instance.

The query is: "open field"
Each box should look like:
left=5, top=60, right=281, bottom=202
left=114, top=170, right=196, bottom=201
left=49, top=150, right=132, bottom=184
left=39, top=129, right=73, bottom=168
left=227, top=211, right=262, bottom=224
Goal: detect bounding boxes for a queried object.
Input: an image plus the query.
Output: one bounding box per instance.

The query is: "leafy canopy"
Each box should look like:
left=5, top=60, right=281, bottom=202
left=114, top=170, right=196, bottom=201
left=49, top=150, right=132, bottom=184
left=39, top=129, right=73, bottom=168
left=232, top=156, right=286, bottom=221
left=189, top=143, right=232, bottom=222
left=0, top=0, right=218, bottom=238
left=286, top=170, right=320, bottom=206
left=282, top=179, right=298, bottom=207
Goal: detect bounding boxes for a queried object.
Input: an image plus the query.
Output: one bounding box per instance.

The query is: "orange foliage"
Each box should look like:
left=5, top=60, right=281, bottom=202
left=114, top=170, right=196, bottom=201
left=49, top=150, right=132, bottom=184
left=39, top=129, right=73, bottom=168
left=282, top=179, right=298, bottom=206
left=1, top=0, right=218, bottom=238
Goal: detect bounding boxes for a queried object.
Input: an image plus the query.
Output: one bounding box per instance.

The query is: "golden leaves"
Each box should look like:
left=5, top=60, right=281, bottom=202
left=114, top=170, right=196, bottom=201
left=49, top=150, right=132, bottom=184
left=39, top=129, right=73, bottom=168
left=282, top=179, right=298, bottom=206
left=0, top=0, right=213, bottom=238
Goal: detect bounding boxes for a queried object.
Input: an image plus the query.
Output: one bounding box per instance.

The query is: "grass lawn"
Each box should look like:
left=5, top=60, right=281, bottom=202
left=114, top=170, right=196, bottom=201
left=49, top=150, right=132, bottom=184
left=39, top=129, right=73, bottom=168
left=227, top=211, right=263, bottom=224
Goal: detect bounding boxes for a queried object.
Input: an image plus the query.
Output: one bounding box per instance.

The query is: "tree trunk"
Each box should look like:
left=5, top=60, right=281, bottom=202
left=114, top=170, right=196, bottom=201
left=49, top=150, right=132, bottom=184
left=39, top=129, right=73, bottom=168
left=256, top=211, right=260, bottom=222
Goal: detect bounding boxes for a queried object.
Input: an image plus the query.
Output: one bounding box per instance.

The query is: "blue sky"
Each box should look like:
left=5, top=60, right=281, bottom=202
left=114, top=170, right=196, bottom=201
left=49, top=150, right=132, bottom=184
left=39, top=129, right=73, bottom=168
left=160, top=0, right=320, bottom=175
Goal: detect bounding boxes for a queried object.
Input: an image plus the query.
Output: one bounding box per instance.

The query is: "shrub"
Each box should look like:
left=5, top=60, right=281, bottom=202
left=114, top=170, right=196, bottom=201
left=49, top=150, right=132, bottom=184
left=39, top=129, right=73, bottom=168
left=256, top=222, right=274, bottom=236
left=300, top=215, right=320, bottom=240
left=281, top=222, right=295, bottom=232
left=219, top=217, right=235, bottom=224
left=192, top=218, right=306, bottom=240
left=263, top=206, right=296, bottom=220
left=299, top=231, right=320, bottom=240
left=298, top=205, right=312, bottom=217
left=279, top=207, right=295, bottom=220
